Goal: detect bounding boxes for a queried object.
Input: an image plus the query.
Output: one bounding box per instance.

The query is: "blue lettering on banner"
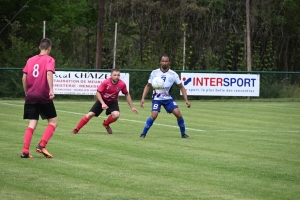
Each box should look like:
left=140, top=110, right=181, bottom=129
left=222, top=78, right=257, bottom=87
left=182, top=76, right=258, bottom=87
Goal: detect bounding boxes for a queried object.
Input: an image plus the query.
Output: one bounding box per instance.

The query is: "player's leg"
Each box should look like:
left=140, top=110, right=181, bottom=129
left=21, top=104, right=39, bottom=158
left=36, top=102, right=58, bottom=158
left=71, top=111, right=95, bottom=134
left=39, top=116, right=58, bottom=147
left=172, top=108, right=189, bottom=138
left=71, top=101, right=101, bottom=134
left=168, top=100, right=189, bottom=138
left=102, top=102, right=120, bottom=134
left=140, top=100, right=160, bottom=138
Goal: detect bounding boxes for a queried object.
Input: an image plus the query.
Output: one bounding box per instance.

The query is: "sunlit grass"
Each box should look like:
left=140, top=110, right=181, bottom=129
left=0, top=99, right=299, bottom=200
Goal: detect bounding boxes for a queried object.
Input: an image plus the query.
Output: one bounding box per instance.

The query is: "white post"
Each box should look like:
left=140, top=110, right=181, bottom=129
left=113, top=23, right=118, bottom=69
left=43, top=21, right=46, bottom=38
left=183, top=29, right=186, bottom=71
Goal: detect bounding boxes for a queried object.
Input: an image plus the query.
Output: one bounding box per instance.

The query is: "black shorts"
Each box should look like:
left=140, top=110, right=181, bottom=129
left=23, top=102, right=57, bottom=120
left=90, top=100, right=119, bottom=117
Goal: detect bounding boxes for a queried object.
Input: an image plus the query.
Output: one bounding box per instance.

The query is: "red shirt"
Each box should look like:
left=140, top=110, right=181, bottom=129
left=97, top=78, right=128, bottom=102
left=23, top=54, right=55, bottom=104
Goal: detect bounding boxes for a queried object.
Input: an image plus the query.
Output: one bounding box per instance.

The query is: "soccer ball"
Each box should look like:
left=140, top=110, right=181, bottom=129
left=151, top=77, right=164, bottom=89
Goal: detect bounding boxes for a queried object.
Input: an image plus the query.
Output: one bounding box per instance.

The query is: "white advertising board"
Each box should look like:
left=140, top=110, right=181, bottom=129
left=53, top=71, right=129, bottom=95
left=181, top=73, right=260, bottom=96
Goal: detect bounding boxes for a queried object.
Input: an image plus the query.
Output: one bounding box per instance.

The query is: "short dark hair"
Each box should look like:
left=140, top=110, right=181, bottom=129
left=111, top=68, right=120, bottom=73
left=160, top=54, right=171, bottom=62
left=39, top=38, right=52, bottom=50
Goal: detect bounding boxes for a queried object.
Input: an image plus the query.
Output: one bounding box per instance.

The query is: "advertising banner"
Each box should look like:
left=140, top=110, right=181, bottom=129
left=53, top=71, right=129, bottom=95
left=181, top=73, right=260, bottom=96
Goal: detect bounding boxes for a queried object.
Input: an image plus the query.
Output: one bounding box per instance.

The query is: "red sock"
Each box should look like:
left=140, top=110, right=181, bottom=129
left=76, top=116, right=90, bottom=130
left=39, top=124, right=56, bottom=147
left=104, top=115, right=116, bottom=125
left=22, top=127, right=34, bottom=154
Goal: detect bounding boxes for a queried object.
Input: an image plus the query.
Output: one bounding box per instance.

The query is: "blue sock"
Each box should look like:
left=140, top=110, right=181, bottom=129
left=142, top=117, right=154, bottom=134
left=177, top=118, right=185, bottom=135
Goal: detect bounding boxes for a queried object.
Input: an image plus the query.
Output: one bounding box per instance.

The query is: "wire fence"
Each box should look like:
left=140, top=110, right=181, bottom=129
left=1, top=68, right=300, bottom=100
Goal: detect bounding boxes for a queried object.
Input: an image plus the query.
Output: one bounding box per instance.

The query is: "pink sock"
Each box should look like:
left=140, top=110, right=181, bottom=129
left=104, top=115, right=116, bottom=125
left=76, top=116, right=90, bottom=130
left=39, top=124, right=56, bottom=147
left=22, top=127, right=34, bottom=154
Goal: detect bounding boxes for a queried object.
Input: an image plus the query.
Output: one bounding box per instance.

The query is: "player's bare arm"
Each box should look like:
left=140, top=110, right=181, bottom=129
left=96, top=91, right=108, bottom=110
left=125, top=93, right=138, bottom=114
left=47, top=71, right=55, bottom=99
left=178, top=83, right=191, bottom=108
left=22, top=73, right=27, bottom=96
left=140, top=83, right=151, bottom=108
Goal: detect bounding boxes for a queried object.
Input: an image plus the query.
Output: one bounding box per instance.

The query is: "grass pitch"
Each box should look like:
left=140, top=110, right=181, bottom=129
left=0, top=99, right=299, bottom=200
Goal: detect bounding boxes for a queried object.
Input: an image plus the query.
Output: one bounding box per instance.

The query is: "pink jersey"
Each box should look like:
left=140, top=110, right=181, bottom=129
left=97, top=78, right=128, bottom=102
left=23, top=54, right=55, bottom=104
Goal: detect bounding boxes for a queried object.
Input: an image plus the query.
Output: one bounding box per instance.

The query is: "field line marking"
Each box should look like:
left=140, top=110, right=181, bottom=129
left=4, top=101, right=298, bottom=133
left=0, top=102, right=204, bottom=132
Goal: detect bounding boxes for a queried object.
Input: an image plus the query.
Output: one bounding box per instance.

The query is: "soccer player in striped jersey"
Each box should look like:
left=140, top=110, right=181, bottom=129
left=21, top=38, right=58, bottom=158
left=70, top=69, right=138, bottom=134
left=140, top=54, right=191, bottom=138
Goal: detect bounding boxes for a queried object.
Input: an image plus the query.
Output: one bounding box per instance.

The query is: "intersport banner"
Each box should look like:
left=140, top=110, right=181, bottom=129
left=53, top=71, right=129, bottom=95
left=181, top=73, right=260, bottom=96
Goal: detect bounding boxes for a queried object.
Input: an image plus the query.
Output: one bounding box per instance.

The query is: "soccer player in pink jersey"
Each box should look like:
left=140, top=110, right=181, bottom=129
left=70, top=68, right=138, bottom=134
left=20, top=38, right=58, bottom=159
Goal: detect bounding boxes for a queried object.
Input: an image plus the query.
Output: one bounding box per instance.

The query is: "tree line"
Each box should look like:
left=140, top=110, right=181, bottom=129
left=0, top=0, right=299, bottom=71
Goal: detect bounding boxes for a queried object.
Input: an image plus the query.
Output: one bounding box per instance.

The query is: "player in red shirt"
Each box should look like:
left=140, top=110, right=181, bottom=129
left=20, top=38, right=58, bottom=159
left=71, top=68, right=138, bottom=134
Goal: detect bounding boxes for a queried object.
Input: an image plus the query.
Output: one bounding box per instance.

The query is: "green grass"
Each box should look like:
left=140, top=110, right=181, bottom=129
left=0, top=99, right=300, bottom=200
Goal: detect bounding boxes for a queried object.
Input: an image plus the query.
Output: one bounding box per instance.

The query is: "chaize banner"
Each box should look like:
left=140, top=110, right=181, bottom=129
left=181, top=73, right=260, bottom=96
left=53, top=71, right=130, bottom=95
